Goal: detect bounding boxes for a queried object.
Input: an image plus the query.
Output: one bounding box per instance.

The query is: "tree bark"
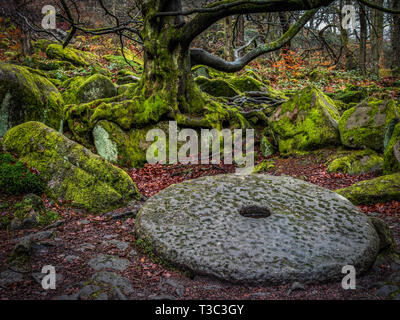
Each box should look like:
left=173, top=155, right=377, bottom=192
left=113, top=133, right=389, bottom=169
left=359, top=3, right=367, bottom=75
left=370, top=0, right=384, bottom=76
left=391, top=0, right=400, bottom=74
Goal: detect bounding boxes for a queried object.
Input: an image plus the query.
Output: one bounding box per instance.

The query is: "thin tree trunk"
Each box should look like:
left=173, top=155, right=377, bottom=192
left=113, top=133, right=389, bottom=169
left=370, top=0, right=384, bottom=76
left=359, top=3, right=367, bottom=75
left=392, top=0, right=400, bottom=74
left=224, top=16, right=234, bottom=61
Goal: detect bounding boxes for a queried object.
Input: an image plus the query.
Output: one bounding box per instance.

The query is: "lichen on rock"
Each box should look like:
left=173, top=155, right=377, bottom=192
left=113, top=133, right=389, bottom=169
left=46, top=44, right=97, bottom=67
left=2, top=121, right=140, bottom=212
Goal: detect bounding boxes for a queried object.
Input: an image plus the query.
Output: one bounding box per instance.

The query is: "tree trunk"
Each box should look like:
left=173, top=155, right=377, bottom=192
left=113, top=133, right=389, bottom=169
left=370, top=0, right=384, bottom=76
left=139, top=0, right=204, bottom=118
left=224, top=16, right=234, bottom=61
left=391, top=0, right=400, bottom=74
left=359, top=3, right=367, bottom=76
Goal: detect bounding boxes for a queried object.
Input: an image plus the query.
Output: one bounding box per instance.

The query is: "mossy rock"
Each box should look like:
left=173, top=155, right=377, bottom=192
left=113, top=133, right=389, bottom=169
left=10, top=194, right=60, bottom=230
left=62, top=74, right=117, bottom=105
left=0, top=38, right=11, bottom=50
left=33, top=39, right=57, bottom=53
left=227, top=76, right=264, bottom=92
left=327, top=149, right=384, bottom=175
left=269, top=86, right=340, bottom=156
left=192, top=65, right=210, bottom=78
left=384, top=122, right=400, bottom=174
left=339, top=98, right=399, bottom=151
left=37, top=60, right=75, bottom=71
left=0, top=63, right=64, bottom=137
left=336, top=173, right=400, bottom=205
left=116, top=75, right=140, bottom=86
left=93, top=120, right=171, bottom=168
left=369, top=217, right=396, bottom=252
left=46, top=44, right=97, bottom=67
left=2, top=121, right=140, bottom=212
left=195, top=76, right=240, bottom=98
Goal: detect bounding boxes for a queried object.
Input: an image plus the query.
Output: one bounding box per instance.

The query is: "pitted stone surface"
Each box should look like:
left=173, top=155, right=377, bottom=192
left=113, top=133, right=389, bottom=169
left=135, top=174, right=380, bottom=285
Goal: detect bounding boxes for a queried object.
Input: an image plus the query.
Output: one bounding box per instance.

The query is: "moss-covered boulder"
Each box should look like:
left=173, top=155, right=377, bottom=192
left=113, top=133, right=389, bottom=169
left=384, top=122, right=400, bottom=174
left=0, top=63, right=64, bottom=137
left=10, top=194, right=60, bottom=230
left=227, top=76, right=264, bottom=92
left=269, top=86, right=340, bottom=155
left=3, top=122, right=139, bottom=212
left=62, top=74, right=117, bottom=105
left=46, top=44, right=97, bottom=67
left=195, top=76, right=240, bottom=97
left=93, top=120, right=170, bottom=168
left=327, top=149, right=384, bottom=175
left=336, top=173, right=400, bottom=205
left=339, top=98, right=399, bottom=151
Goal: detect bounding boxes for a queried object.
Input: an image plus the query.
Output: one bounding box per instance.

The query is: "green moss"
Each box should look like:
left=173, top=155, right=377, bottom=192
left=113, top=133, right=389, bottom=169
left=62, top=74, right=117, bottom=105
left=384, top=122, right=400, bottom=174
left=269, top=86, right=340, bottom=155
left=252, top=160, right=275, bottom=173
left=93, top=120, right=170, bottom=168
left=0, top=63, right=64, bottom=136
left=195, top=76, right=240, bottom=97
left=0, top=152, right=45, bottom=195
left=227, top=76, right=264, bottom=92
left=46, top=44, right=97, bottom=67
left=339, top=98, right=399, bottom=151
left=336, top=173, right=400, bottom=205
left=327, top=149, right=384, bottom=175
left=3, top=121, right=139, bottom=212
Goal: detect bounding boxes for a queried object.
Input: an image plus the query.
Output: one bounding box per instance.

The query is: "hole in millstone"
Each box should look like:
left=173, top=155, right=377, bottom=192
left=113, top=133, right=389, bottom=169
left=239, top=205, right=272, bottom=219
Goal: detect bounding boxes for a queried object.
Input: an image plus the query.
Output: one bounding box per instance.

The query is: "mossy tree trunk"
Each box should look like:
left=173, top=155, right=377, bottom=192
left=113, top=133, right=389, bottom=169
left=139, top=0, right=204, bottom=118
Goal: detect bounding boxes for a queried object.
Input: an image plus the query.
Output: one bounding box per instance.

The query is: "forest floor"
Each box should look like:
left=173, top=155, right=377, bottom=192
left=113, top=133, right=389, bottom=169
left=0, top=148, right=400, bottom=300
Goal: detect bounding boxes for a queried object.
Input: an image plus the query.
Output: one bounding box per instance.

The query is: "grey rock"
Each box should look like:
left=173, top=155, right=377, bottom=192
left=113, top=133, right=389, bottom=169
left=91, top=271, right=133, bottom=294
left=78, top=243, right=96, bottom=252
left=287, top=282, right=306, bottom=295
left=128, top=249, right=137, bottom=257
left=79, top=219, right=90, bottom=225
left=135, top=174, right=380, bottom=285
left=163, top=278, right=185, bottom=297
left=64, top=255, right=79, bottom=262
left=13, top=230, right=54, bottom=243
left=44, top=220, right=64, bottom=230
left=103, top=240, right=129, bottom=251
left=88, top=254, right=130, bottom=271
left=248, top=292, right=268, bottom=299
left=0, top=270, right=23, bottom=287
left=203, top=285, right=221, bottom=290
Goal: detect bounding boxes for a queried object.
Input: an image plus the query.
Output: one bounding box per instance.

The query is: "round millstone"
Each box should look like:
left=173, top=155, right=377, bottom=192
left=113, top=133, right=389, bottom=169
left=135, top=174, right=380, bottom=284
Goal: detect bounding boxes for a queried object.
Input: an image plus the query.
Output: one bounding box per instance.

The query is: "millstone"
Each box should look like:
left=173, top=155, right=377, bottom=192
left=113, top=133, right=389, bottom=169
left=135, top=174, right=380, bottom=284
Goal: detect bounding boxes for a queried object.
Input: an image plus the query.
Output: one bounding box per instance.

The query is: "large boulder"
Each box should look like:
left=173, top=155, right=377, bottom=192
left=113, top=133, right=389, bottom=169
left=269, top=86, right=340, bottom=155
left=327, top=149, right=384, bottom=175
left=339, top=98, right=399, bottom=151
left=384, top=122, right=400, bottom=174
left=2, top=122, right=139, bottom=212
left=136, top=174, right=379, bottom=285
left=336, top=173, right=400, bottom=205
left=195, top=76, right=239, bottom=97
left=0, top=63, right=64, bottom=136
left=62, top=74, right=117, bottom=105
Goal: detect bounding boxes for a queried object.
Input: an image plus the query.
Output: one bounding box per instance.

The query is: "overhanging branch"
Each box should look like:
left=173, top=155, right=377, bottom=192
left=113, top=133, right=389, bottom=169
left=190, top=8, right=318, bottom=72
